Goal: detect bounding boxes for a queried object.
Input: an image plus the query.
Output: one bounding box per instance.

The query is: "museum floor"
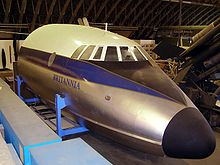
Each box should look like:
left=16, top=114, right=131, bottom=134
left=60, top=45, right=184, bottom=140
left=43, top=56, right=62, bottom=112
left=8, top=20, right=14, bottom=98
left=76, top=129, right=220, bottom=165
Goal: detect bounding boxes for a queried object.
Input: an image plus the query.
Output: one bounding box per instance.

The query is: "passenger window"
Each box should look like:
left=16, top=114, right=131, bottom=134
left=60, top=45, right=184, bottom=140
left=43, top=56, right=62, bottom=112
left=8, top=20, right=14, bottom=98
left=93, top=47, right=103, bottom=59
left=105, top=47, right=118, bottom=61
left=80, top=46, right=95, bottom=60
left=120, top=47, right=135, bottom=61
left=71, top=45, right=86, bottom=59
left=132, top=47, right=146, bottom=61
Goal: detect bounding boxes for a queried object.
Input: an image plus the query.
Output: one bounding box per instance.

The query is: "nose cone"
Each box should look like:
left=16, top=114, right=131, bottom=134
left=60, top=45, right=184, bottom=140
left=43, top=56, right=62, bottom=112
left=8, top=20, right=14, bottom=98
left=162, top=108, right=216, bottom=159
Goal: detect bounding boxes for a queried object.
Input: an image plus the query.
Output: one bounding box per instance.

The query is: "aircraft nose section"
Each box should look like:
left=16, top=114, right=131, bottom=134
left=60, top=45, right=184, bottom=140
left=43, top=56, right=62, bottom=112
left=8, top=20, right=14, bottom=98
left=162, top=107, right=216, bottom=159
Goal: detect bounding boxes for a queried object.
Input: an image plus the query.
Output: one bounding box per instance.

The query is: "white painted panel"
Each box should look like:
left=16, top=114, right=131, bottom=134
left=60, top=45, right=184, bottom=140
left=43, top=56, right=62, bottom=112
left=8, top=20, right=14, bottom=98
left=0, top=40, right=14, bottom=69
left=0, top=40, right=24, bottom=70
left=0, top=134, right=16, bottom=165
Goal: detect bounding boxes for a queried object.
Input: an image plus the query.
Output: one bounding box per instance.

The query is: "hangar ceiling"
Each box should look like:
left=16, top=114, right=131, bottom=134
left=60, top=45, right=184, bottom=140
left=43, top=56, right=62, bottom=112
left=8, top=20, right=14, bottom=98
left=0, top=0, right=220, bottom=39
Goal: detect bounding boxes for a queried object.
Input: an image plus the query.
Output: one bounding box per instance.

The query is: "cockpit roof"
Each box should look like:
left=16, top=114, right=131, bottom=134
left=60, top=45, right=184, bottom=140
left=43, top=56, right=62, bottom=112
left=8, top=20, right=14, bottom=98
left=22, top=24, right=140, bottom=58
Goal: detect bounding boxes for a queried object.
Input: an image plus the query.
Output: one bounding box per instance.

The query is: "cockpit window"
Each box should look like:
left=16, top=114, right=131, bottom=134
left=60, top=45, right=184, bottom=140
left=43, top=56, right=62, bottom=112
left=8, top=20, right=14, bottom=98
left=71, top=45, right=86, bottom=59
left=72, top=45, right=149, bottom=62
left=93, top=47, right=103, bottom=59
left=131, top=46, right=146, bottom=61
left=80, top=46, right=95, bottom=60
left=105, top=46, right=118, bottom=61
left=120, top=47, right=135, bottom=61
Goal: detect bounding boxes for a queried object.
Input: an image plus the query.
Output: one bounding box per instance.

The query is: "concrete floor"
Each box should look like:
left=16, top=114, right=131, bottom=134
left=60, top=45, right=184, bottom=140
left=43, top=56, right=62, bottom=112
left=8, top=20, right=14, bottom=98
left=75, top=129, right=220, bottom=165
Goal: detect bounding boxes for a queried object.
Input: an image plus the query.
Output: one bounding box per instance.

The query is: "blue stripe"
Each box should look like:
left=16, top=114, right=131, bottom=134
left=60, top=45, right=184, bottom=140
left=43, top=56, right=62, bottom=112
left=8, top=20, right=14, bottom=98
left=64, top=59, right=175, bottom=102
left=21, top=47, right=175, bottom=102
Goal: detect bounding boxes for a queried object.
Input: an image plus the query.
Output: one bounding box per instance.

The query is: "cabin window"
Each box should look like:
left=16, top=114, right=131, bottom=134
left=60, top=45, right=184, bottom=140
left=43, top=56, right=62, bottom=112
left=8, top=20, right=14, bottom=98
left=131, top=47, right=146, bottom=61
left=105, top=46, right=118, bottom=61
left=80, top=46, right=95, bottom=60
left=93, top=47, right=103, bottom=59
left=120, top=47, right=135, bottom=61
left=71, top=45, right=86, bottom=59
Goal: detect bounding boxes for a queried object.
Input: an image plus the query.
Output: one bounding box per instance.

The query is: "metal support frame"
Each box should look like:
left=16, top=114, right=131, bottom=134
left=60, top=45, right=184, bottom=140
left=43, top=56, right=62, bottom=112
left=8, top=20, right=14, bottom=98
left=55, top=94, right=88, bottom=137
left=112, top=0, right=132, bottom=24
left=129, top=0, right=153, bottom=26
left=137, top=1, right=162, bottom=38
left=121, top=0, right=142, bottom=25
left=172, top=4, right=193, bottom=25
left=30, top=0, right=42, bottom=31
left=103, top=0, right=121, bottom=22
left=187, top=6, right=208, bottom=25
left=85, top=0, right=96, bottom=17
left=93, top=0, right=110, bottom=22
left=16, top=75, right=40, bottom=104
left=44, top=0, right=57, bottom=24
left=68, top=0, right=84, bottom=24
left=57, top=0, right=71, bottom=23
left=144, top=4, right=177, bottom=39
left=194, top=7, right=215, bottom=25
left=200, top=10, right=219, bottom=25
left=3, top=0, right=12, bottom=23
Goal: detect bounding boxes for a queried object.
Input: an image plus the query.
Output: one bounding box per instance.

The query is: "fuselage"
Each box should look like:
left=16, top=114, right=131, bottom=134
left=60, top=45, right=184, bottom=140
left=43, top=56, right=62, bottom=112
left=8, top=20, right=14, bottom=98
left=17, top=24, right=215, bottom=159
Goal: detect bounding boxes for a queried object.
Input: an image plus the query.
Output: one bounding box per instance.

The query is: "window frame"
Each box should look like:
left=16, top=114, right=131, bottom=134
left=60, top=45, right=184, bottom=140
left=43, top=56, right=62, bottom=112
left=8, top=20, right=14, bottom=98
left=100, top=46, right=107, bottom=61
left=118, top=46, right=137, bottom=62
left=136, top=46, right=149, bottom=61
left=116, top=46, right=122, bottom=61
left=72, top=44, right=149, bottom=62
left=128, top=46, right=138, bottom=61
left=71, top=45, right=87, bottom=59
left=104, top=46, right=119, bottom=61
left=77, top=45, right=89, bottom=59
left=89, top=46, right=104, bottom=61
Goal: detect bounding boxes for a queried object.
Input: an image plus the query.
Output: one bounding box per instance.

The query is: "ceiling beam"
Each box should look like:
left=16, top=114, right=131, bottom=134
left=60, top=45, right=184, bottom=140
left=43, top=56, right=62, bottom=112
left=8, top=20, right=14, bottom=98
left=57, top=0, right=71, bottom=23
left=1, top=0, right=5, bottom=13
left=187, top=6, right=209, bottom=25
left=129, top=0, right=154, bottom=26
left=44, top=0, right=56, bottom=24
left=44, top=0, right=49, bottom=14
left=84, top=0, right=96, bottom=17
left=3, top=0, right=12, bottom=23
left=162, top=0, right=218, bottom=7
left=200, top=9, right=219, bottom=25
left=18, top=0, right=27, bottom=24
left=31, top=0, right=43, bottom=31
left=103, top=0, right=121, bottom=22
left=194, top=7, right=215, bottom=25
left=182, top=6, right=203, bottom=24
left=69, top=0, right=84, bottom=24
left=172, top=5, right=195, bottom=25
left=159, top=25, right=207, bottom=30
left=121, top=0, right=143, bottom=25
left=166, top=5, right=184, bottom=25
left=137, top=1, right=162, bottom=27
left=151, top=4, right=176, bottom=27
left=208, top=13, right=220, bottom=24
left=137, top=1, right=162, bottom=38
left=93, top=0, right=110, bottom=22
left=145, top=4, right=178, bottom=38
left=112, top=0, right=132, bottom=24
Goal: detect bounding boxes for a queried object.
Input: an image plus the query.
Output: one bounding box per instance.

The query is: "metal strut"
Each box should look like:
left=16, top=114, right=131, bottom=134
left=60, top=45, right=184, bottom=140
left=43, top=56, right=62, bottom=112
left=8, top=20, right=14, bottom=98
left=55, top=94, right=88, bottom=137
left=16, top=75, right=40, bottom=104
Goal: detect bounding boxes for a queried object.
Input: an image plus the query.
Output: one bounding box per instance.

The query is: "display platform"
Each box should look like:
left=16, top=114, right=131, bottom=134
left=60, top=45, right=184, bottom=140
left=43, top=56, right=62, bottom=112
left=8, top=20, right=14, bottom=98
left=30, top=138, right=111, bottom=165
left=0, top=78, right=62, bottom=165
left=0, top=78, right=111, bottom=165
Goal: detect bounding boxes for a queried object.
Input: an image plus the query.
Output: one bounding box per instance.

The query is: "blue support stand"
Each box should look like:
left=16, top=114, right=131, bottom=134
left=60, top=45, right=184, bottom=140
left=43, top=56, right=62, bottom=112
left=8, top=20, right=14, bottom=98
left=16, top=75, right=40, bottom=104
left=55, top=94, right=88, bottom=137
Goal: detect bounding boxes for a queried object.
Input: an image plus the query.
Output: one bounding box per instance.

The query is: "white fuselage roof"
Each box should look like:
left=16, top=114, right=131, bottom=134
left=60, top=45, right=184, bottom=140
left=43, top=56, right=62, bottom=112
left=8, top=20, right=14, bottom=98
left=22, top=24, right=139, bottom=58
